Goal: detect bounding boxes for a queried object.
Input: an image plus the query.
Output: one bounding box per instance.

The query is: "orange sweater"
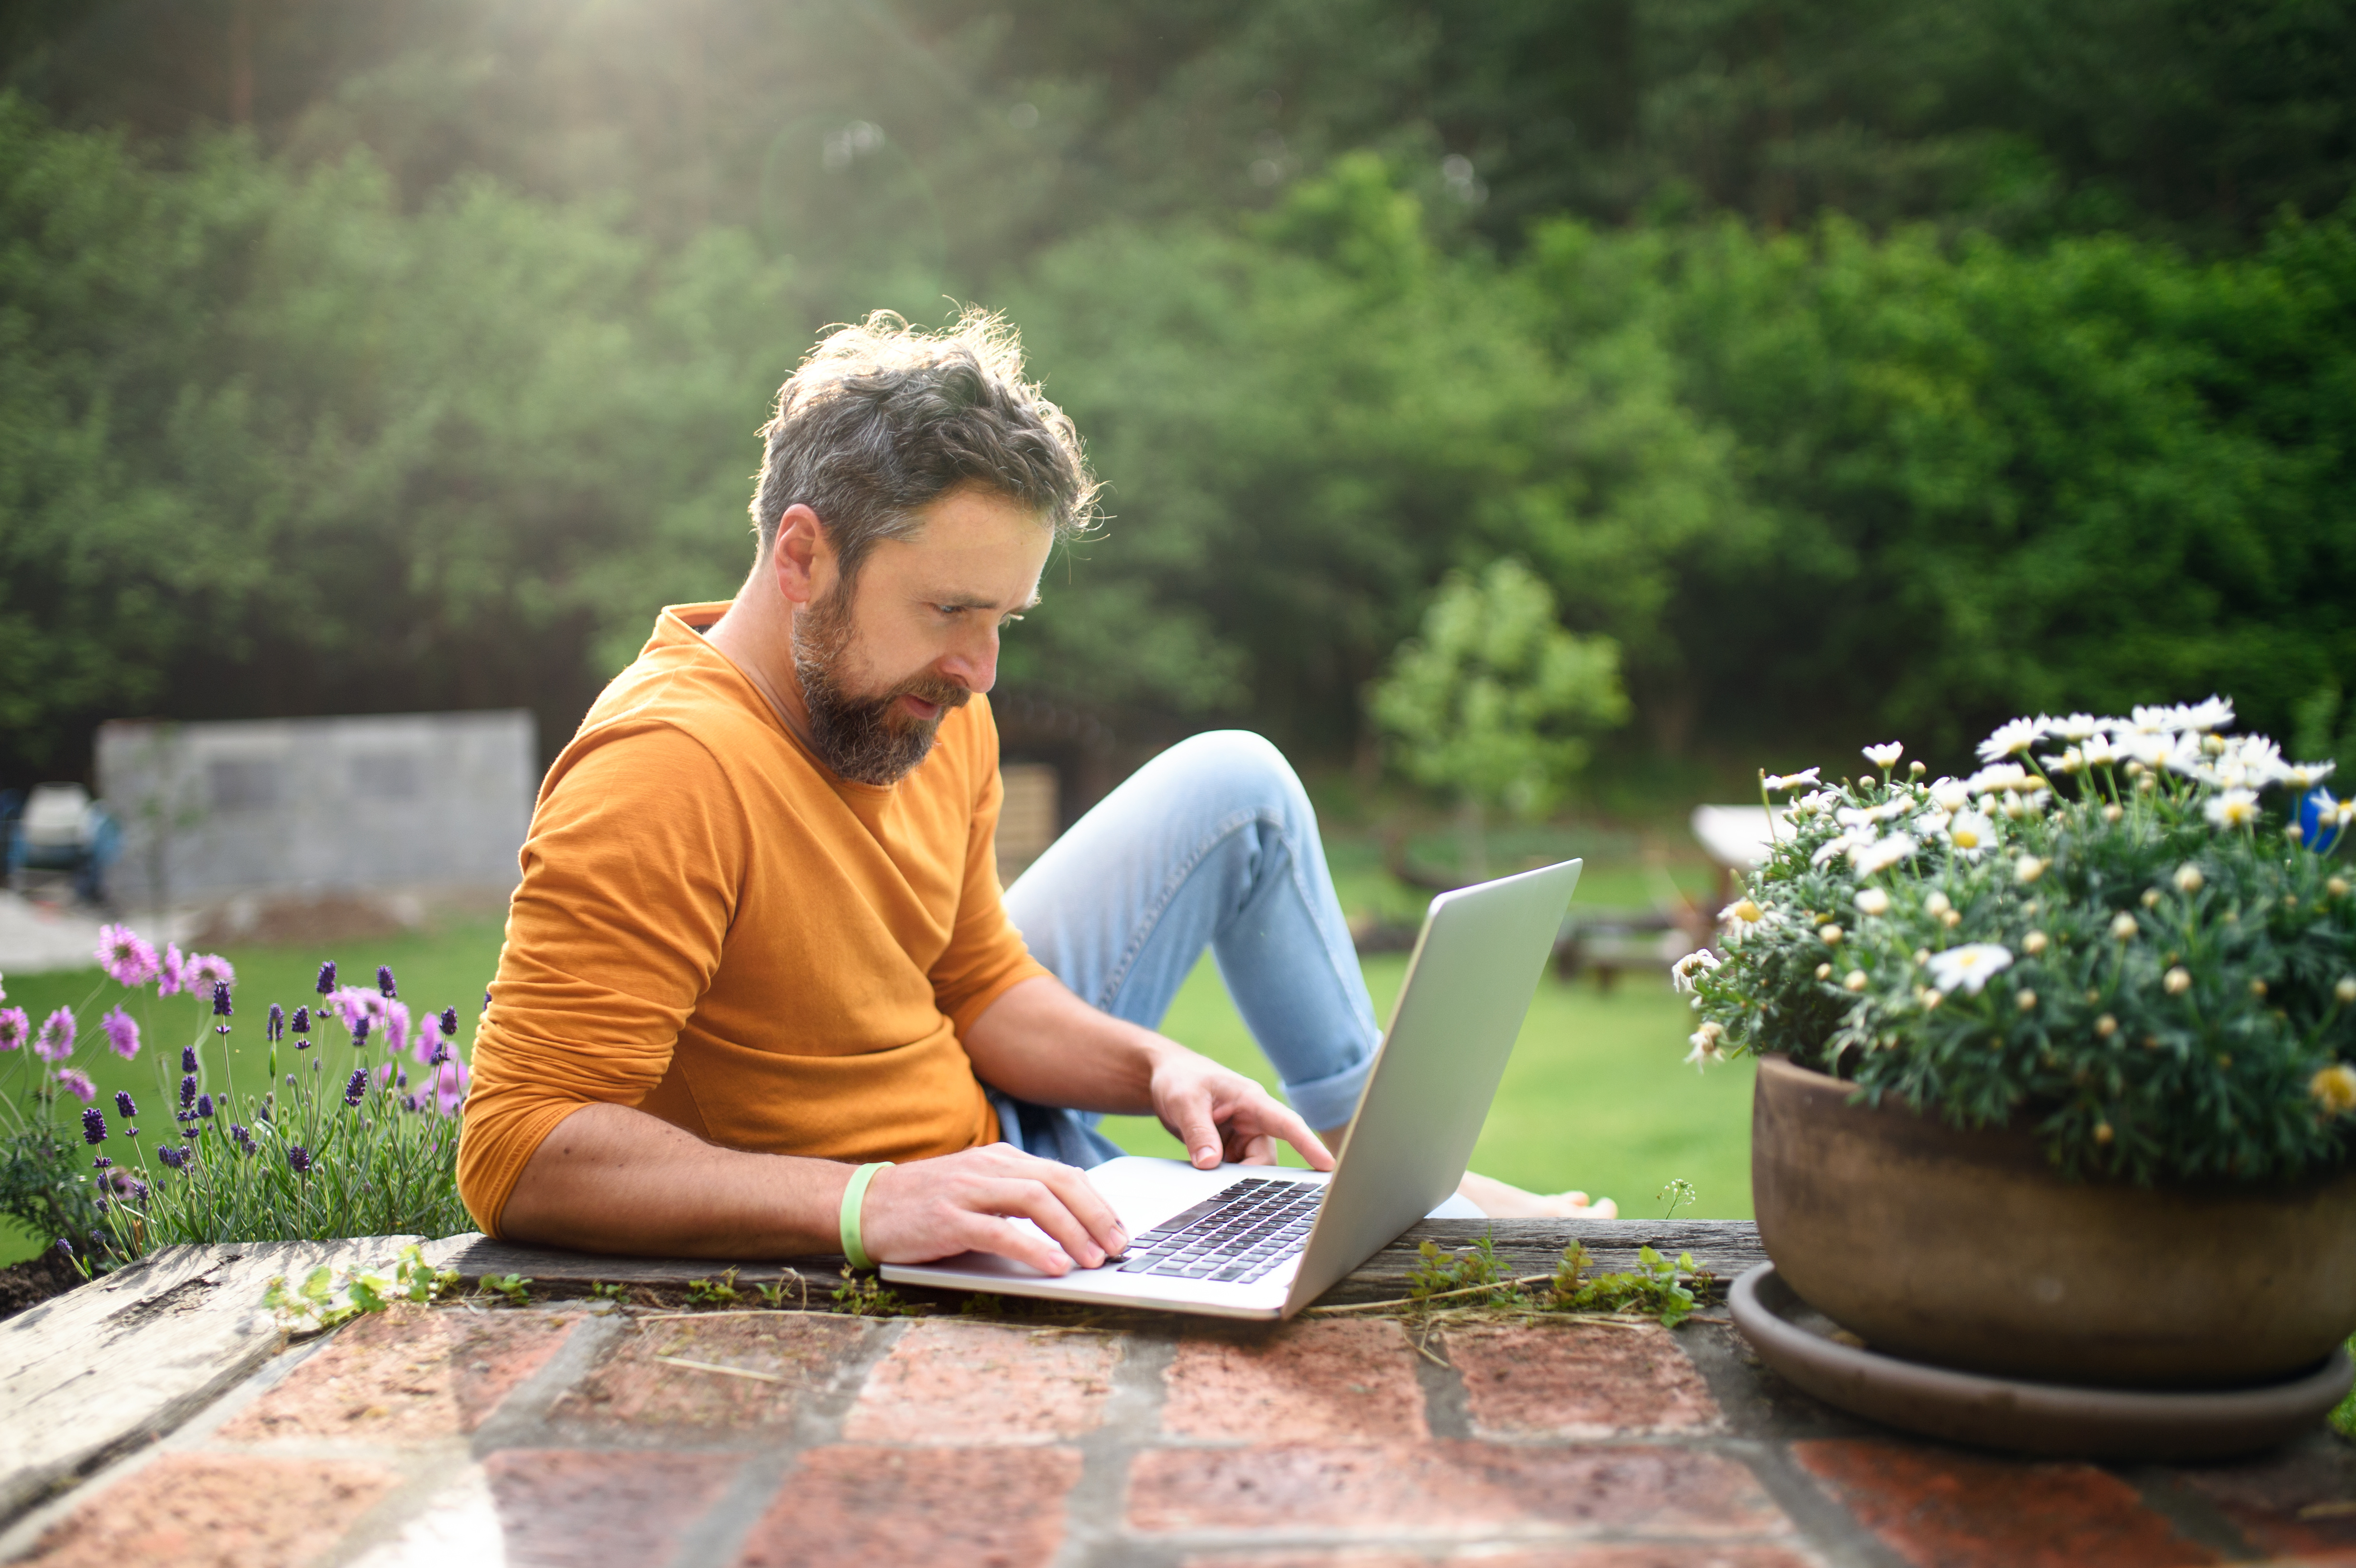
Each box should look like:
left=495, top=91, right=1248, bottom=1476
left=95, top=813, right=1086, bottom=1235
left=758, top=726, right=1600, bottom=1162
left=456, top=602, right=1042, bottom=1236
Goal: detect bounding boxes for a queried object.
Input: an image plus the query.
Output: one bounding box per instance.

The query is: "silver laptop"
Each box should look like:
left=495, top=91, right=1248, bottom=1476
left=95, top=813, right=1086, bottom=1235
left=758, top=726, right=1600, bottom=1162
left=883, top=858, right=1582, bottom=1319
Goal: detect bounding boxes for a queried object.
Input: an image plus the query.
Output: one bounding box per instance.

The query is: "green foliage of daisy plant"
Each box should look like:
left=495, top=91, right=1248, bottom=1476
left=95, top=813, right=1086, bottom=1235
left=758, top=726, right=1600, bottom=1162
left=1680, top=697, right=2356, bottom=1187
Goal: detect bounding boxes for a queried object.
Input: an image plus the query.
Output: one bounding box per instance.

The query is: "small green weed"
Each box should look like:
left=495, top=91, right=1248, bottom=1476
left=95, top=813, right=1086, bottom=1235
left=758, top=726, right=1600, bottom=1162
left=686, top=1267, right=741, bottom=1308
left=262, top=1243, right=460, bottom=1331
left=1407, top=1236, right=1519, bottom=1307
left=831, top=1266, right=916, bottom=1317
left=480, top=1272, right=533, bottom=1308
left=1658, top=1178, right=1697, bottom=1219
left=587, top=1280, right=627, bottom=1302
left=757, top=1272, right=809, bottom=1309
left=1552, top=1242, right=1710, bottom=1326
left=959, top=1293, right=1007, bottom=1316
left=2333, top=1334, right=2355, bottom=1442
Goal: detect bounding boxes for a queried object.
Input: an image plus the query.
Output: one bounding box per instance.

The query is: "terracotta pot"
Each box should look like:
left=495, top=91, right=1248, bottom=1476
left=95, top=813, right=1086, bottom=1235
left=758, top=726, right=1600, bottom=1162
left=1751, top=1053, right=2356, bottom=1389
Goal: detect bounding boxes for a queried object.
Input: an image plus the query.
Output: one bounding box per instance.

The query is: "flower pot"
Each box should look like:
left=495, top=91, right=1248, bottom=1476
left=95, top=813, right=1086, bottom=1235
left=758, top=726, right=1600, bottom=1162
left=1751, top=1053, right=2356, bottom=1390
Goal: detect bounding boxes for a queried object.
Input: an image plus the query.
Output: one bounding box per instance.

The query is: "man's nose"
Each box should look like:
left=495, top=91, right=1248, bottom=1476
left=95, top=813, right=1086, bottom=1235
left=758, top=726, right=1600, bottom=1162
left=940, top=623, right=999, bottom=694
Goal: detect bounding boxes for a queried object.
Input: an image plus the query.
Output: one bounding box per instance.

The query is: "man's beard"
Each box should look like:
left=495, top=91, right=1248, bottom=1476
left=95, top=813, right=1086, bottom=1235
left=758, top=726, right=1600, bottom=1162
left=791, top=588, right=971, bottom=786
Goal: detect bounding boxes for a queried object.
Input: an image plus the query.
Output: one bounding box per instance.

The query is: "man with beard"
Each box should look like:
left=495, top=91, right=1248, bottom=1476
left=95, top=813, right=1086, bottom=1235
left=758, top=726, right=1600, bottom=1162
left=458, top=312, right=1608, bottom=1274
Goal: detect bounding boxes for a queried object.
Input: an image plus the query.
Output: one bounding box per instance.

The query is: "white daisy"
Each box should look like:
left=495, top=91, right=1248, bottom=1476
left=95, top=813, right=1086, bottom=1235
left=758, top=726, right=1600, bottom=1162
left=1965, top=762, right=2028, bottom=794
left=1839, top=799, right=1915, bottom=828
left=1811, top=833, right=1861, bottom=867
left=1670, top=949, right=1722, bottom=994
left=1862, top=741, right=1905, bottom=769
left=1849, top=833, right=1919, bottom=876
left=2048, top=714, right=2102, bottom=741
left=2039, top=748, right=2085, bottom=773
left=2080, top=734, right=2123, bottom=768
left=2286, top=760, right=2336, bottom=790
left=2172, top=695, right=2236, bottom=733
left=1946, top=812, right=1996, bottom=856
left=1762, top=767, right=1822, bottom=792
left=1925, top=943, right=2015, bottom=994
left=1928, top=777, right=1972, bottom=811
left=2204, top=789, right=2260, bottom=829
left=1976, top=717, right=2044, bottom=763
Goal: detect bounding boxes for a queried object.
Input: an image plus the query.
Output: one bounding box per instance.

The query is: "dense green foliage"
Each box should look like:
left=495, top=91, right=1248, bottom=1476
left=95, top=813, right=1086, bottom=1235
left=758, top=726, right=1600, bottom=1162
left=0, top=2, right=2352, bottom=789
left=1685, top=706, right=2356, bottom=1185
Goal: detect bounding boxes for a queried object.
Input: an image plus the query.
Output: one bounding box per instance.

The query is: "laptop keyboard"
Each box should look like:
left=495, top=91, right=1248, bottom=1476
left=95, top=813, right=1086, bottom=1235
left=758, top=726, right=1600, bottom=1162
left=1111, top=1176, right=1321, bottom=1284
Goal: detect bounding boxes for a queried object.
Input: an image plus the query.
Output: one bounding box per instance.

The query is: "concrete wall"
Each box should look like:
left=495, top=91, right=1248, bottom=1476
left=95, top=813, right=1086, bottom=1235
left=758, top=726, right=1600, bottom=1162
left=96, top=711, right=535, bottom=908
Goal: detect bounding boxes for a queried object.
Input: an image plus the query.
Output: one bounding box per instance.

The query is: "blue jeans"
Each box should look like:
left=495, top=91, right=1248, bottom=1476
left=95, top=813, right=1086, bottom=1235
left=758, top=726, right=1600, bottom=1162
left=991, top=730, right=1381, bottom=1169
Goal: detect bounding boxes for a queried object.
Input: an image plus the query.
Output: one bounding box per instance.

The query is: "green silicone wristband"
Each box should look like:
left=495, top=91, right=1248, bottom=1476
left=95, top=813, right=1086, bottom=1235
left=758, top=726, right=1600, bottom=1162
left=839, top=1161, right=892, bottom=1269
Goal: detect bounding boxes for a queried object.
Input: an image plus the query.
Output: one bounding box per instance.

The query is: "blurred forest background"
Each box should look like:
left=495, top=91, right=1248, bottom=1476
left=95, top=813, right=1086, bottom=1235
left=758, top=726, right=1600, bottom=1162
left=4, top=0, right=2356, bottom=802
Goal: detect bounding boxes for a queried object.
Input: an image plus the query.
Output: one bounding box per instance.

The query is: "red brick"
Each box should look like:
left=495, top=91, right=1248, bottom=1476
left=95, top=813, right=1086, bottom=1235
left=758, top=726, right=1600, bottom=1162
left=1164, top=1319, right=1428, bottom=1442
left=842, top=1320, right=1120, bottom=1443
left=1793, top=1438, right=2219, bottom=1568
left=19, top=1452, right=397, bottom=1567
left=479, top=1450, right=742, bottom=1567
left=221, top=1304, right=580, bottom=1442
left=732, top=1445, right=1082, bottom=1568
left=2171, top=1449, right=2356, bottom=1564
left=1445, top=1323, right=1720, bottom=1439
left=550, top=1314, right=871, bottom=1434
left=1129, top=1443, right=1790, bottom=1537
left=1178, top=1544, right=1819, bottom=1554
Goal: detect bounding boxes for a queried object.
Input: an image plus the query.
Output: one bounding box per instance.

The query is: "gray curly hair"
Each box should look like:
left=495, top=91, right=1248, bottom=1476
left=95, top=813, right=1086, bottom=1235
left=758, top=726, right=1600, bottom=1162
left=747, top=309, right=1099, bottom=582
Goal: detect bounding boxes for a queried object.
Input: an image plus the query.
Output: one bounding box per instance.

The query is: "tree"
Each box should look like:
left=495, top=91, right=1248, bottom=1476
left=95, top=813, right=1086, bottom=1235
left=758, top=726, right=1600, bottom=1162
left=1367, top=559, right=1628, bottom=875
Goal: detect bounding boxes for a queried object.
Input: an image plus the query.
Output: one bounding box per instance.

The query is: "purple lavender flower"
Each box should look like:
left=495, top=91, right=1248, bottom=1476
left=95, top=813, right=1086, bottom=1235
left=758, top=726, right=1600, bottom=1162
left=115, top=1089, right=136, bottom=1118
left=428, top=1041, right=450, bottom=1066
left=81, top=1107, right=106, bottom=1144
left=438, top=1006, right=459, bottom=1037
left=54, top=1237, right=72, bottom=1259
left=128, top=1180, right=148, bottom=1201
left=0, top=1007, right=27, bottom=1052
left=181, top=1045, right=198, bottom=1074
left=352, top=1013, right=371, bottom=1046
left=55, top=1068, right=95, bottom=1103
left=100, top=1006, right=139, bottom=1061
left=95, top=925, right=160, bottom=987
left=179, top=1074, right=197, bottom=1110
left=123, top=1125, right=140, bottom=1138
left=266, top=1003, right=284, bottom=1043
left=157, top=1144, right=186, bottom=1170
left=343, top=1067, right=368, bottom=1107
left=211, top=980, right=232, bottom=1018
left=33, top=1008, right=74, bottom=1063
left=286, top=1144, right=312, bottom=1175
left=196, top=1094, right=214, bottom=1119
left=92, top=1156, right=112, bottom=1170
left=291, top=1004, right=310, bottom=1035
left=377, top=965, right=397, bottom=999
left=230, top=1123, right=255, bottom=1154
left=316, top=961, right=337, bottom=995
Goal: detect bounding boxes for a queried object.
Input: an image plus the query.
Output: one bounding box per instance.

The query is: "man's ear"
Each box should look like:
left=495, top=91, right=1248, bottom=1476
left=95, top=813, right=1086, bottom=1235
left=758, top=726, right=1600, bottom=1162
left=771, top=503, right=831, bottom=609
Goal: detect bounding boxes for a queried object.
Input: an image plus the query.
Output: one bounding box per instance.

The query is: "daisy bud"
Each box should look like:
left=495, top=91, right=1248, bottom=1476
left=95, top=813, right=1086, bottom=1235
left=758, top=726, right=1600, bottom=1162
left=2163, top=967, right=2191, bottom=995
left=2249, top=980, right=2268, bottom=998
left=2111, top=912, right=2139, bottom=940
left=2023, top=931, right=2049, bottom=955
left=1819, top=924, right=1844, bottom=946
left=1815, top=963, right=1833, bottom=980
left=1914, top=948, right=1932, bottom=965
left=1920, top=989, right=1943, bottom=1010
left=2014, top=856, right=2045, bottom=884
left=2126, top=760, right=2146, bottom=776
left=2288, top=824, right=2306, bottom=844
left=1924, top=892, right=1952, bottom=917
left=2015, top=989, right=2037, bottom=1011
left=1855, top=889, right=1891, bottom=917
left=2095, top=1013, right=2118, bottom=1038
left=1941, top=909, right=1962, bottom=928
left=2137, top=773, right=2156, bottom=793
left=2173, top=864, right=2203, bottom=893
left=1728, top=899, right=1764, bottom=924
left=2329, top=877, right=2349, bottom=899
left=2094, top=1121, right=2115, bottom=1145
left=2310, top=1064, right=2356, bottom=1116
left=2335, top=977, right=2356, bottom=1004
left=1843, top=970, right=1868, bottom=992
left=1909, top=761, right=1925, bottom=777
left=2103, top=804, right=2123, bottom=823
left=2140, top=889, right=2161, bottom=909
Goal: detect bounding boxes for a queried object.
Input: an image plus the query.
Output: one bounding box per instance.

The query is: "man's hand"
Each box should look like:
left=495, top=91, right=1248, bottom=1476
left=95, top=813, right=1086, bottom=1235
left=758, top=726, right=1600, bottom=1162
left=860, top=1144, right=1130, bottom=1276
left=1148, top=1045, right=1334, bottom=1172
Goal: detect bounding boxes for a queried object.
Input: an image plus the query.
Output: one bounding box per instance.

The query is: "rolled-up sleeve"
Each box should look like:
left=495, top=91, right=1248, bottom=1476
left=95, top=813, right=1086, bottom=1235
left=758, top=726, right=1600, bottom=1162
left=456, top=723, right=745, bottom=1236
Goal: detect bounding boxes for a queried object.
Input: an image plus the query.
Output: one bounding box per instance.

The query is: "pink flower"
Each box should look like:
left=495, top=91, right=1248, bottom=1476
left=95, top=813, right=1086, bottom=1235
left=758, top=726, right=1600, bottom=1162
left=328, top=986, right=408, bottom=1051
left=0, top=1007, right=26, bottom=1051
left=156, top=944, right=188, bottom=998
left=422, top=1057, right=470, bottom=1116
left=185, top=953, right=236, bottom=990
left=95, top=925, right=160, bottom=987
left=100, top=1006, right=141, bottom=1060
left=33, top=1008, right=75, bottom=1063
left=54, top=1067, right=97, bottom=1104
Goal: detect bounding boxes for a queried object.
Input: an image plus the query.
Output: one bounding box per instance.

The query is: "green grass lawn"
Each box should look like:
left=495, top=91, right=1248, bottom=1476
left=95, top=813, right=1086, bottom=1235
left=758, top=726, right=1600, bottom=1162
left=0, top=857, right=1746, bottom=1263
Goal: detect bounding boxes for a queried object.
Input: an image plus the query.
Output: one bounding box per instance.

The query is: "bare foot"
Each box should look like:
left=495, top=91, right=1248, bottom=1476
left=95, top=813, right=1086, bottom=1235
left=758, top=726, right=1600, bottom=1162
left=1456, top=1170, right=1620, bottom=1219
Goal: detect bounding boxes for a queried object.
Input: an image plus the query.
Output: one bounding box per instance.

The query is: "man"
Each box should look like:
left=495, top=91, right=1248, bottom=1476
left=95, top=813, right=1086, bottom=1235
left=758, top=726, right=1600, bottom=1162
left=458, top=311, right=1608, bottom=1278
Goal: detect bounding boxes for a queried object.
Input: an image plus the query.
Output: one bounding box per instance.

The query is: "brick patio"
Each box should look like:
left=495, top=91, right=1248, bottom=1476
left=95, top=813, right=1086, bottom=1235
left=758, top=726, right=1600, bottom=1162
left=3, top=1227, right=2352, bottom=1567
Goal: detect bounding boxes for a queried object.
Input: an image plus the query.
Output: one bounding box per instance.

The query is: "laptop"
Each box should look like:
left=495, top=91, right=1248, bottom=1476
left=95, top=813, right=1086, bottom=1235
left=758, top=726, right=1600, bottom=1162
left=883, top=858, right=1582, bottom=1319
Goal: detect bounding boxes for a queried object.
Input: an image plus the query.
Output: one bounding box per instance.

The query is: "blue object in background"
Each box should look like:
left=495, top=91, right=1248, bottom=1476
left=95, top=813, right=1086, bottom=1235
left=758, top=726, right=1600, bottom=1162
left=2299, top=788, right=2344, bottom=855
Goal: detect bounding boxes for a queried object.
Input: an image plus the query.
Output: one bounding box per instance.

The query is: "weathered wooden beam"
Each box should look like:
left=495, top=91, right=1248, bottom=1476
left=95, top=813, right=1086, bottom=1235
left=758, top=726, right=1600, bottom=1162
left=438, top=1219, right=1766, bottom=1307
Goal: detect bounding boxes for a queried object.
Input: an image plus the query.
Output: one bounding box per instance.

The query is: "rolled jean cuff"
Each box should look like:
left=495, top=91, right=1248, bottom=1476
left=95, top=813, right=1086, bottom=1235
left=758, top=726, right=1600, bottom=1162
left=1283, top=1055, right=1376, bottom=1132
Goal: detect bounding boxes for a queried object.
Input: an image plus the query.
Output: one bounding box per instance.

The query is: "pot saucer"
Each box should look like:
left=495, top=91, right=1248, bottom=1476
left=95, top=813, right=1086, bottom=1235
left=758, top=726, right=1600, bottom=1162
left=1730, top=1263, right=2355, bottom=1460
